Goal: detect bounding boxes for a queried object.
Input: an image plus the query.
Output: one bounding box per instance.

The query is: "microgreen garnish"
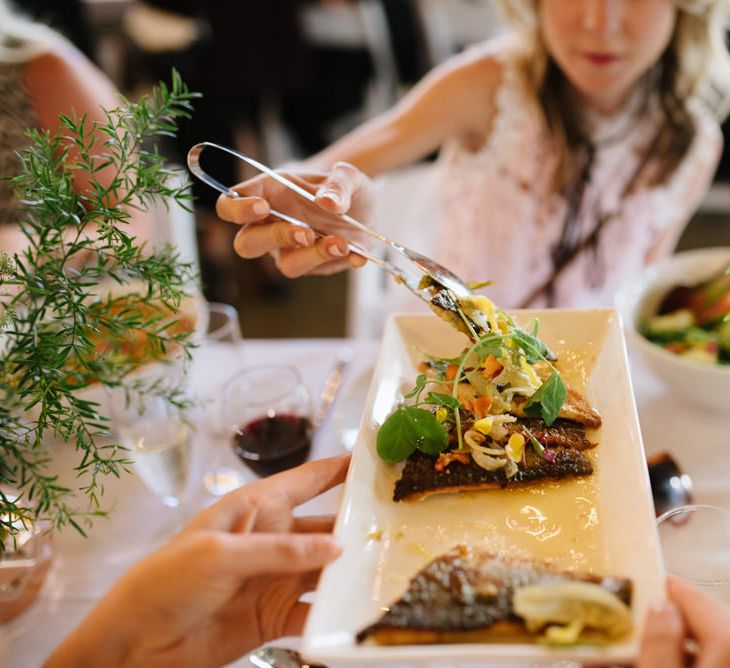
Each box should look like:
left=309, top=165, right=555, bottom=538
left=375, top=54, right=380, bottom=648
left=404, top=373, right=428, bottom=401
left=524, top=372, right=567, bottom=426
left=424, top=392, right=461, bottom=409
left=522, top=426, right=545, bottom=458
left=376, top=406, right=448, bottom=463
left=376, top=297, right=568, bottom=465
left=473, top=335, right=505, bottom=358
left=511, top=330, right=556, bottom=364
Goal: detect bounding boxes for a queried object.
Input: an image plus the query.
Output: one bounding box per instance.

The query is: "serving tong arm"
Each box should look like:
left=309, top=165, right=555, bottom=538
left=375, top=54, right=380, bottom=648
left=187, top=142, right=470, bottom=303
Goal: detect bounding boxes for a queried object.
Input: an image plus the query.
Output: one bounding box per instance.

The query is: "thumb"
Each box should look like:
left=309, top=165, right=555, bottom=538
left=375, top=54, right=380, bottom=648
left=315, top=162, right=366, bottom=215
left=637, top=600, right=685, bottom=668
left=220, top=532, right=342, bottom=579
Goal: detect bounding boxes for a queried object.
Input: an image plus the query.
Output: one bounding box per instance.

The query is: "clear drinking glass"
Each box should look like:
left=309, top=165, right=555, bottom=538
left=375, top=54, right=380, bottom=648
left=199, top=302, right=248, bottom=496
left=205, top=302, right=242, bottom=343
left=656, top=504, right=730, bottom=604
left=118, top=399, right=192, bottom=514
left=222, top=364, right=313, bottom=477
left=0, top=502, right=54, bottom=623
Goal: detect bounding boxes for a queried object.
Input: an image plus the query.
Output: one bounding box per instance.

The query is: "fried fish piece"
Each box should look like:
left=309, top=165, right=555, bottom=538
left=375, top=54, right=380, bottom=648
left=357, top=546, right=632, bottom=645
left=503, top=418, right=597, bottom=450
left=393, top=444, right=593, bottom=502
left=511, top=389, right=602, bottom=429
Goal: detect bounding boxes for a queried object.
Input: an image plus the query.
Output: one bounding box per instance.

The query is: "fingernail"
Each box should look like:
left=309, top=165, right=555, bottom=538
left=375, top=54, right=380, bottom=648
left=649, top=601, right=677, bottom=615
left=294, top=230, right=312, bottom=246
left=321, top=190, right=341, bottom=207
left=328, top=243, right=346, bottom=257
left=253, top=201, right=269, bottom=215
left=323, top=537, right=342, bottom=558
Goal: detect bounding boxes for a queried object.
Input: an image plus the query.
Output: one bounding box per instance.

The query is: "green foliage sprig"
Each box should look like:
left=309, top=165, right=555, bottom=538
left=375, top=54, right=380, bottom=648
left=0, top=71, right=200, bottom=548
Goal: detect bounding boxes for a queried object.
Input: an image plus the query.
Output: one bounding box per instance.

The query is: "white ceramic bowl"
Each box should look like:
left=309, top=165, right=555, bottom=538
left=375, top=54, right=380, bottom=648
left=615, top=247, right=730, bottom=415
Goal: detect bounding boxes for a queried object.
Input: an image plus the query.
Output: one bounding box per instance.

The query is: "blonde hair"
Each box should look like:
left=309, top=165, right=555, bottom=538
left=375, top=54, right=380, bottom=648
left=0, top=0, right=66, bottom=64
left=496, top=0, right=730, bottom=188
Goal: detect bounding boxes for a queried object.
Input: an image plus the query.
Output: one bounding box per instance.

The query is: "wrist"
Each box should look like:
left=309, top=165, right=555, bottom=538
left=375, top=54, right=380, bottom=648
left=44, top=585, right=140, bottom=668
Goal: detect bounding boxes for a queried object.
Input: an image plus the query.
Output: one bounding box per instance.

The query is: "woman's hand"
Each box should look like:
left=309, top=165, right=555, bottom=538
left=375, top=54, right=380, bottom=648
left=216, top=162, right=371, bottom=277
left=45, top=455, right=350, bottom=668
left=638, top=576, right=730, bottom=668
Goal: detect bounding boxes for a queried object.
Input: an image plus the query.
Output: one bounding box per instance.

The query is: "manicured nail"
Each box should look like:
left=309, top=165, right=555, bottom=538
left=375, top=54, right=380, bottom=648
left=253, top=201, right=269, bottom=215
left=294, top=230, right=312, bottom=246
left=321, top=190, right=341, bottom=207
left=328, top=243, right=346, bottom=257
left=649, top=601, right=677, bottom=616
left=322, top=536, right=343, bottom=558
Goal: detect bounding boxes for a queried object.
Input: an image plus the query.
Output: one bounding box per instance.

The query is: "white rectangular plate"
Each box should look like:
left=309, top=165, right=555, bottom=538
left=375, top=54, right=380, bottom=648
left=303, top=309, right=664, bottom=664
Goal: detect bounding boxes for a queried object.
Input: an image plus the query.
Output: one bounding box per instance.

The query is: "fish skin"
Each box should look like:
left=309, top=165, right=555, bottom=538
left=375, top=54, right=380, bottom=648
left=504, top=418, right=596, bottom=450
left=357, top=546, right=631, bottom=644
left=393, top=445, right=593, bottom=502
left=511, top=390, right=602, bottom=429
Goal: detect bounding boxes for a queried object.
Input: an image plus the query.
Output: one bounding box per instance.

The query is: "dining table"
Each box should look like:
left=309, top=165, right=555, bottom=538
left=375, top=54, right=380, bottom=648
left=1, top=331, right=729, bottom=668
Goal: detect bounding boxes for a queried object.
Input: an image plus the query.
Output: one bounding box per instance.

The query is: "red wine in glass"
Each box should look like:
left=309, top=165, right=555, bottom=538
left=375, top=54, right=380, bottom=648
left=232, top=413, right=312, bottom=476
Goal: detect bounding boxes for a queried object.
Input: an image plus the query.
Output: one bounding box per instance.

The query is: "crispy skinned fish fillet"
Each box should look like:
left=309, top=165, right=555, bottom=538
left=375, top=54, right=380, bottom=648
left=503, top=418, right=597, bottom=450
left=357, top=546, right=632, bottom=645
left=393, top=445, right=593, bottom=502
left=512, top=390, right=602, bottom=429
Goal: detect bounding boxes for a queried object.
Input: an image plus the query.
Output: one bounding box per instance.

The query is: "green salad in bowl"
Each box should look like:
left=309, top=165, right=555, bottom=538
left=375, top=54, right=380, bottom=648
left=641, top=267, right=730, bottom=365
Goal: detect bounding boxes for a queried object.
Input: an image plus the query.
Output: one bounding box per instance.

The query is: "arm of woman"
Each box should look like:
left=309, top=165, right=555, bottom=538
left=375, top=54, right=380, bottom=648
left=24, top=44, right=153, bottom=243
left=305, top=49, right=503, bottom=175
left=216, top=50, right=503, bottom=278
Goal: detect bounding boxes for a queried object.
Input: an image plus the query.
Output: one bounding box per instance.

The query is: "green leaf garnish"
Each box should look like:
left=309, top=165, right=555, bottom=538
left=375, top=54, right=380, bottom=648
left=376, top=406, right=449, bottom=463
left=404, top=373, right=428, bottom=399
left=473, top=335, right=504, bottom=358
left=424, top=392, right=461, bottom=409
left=523, top=425, right=545, bottom=457
left=511, top=330, right=555, bottom=364
left=523, top=372, right=567, bottom=426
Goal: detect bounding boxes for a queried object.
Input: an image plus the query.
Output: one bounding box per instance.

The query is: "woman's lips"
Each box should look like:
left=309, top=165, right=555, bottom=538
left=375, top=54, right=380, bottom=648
left=582, top=52, right=620, bottom=66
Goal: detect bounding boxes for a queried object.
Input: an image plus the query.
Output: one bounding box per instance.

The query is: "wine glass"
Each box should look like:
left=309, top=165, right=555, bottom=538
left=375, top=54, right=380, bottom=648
left=199, top=302, right=248, bottom=496
left=205, top=302, right=242, bottom=344
left=222, top=364, right=313, bottom=477
left=656, top=504, right=730, bottom=604
left=118, top=398, right=192, bottom=522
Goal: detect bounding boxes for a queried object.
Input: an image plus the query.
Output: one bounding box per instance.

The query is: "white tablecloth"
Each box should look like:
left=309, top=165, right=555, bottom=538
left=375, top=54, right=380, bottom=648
left=2, top=337, right=729, bottom=667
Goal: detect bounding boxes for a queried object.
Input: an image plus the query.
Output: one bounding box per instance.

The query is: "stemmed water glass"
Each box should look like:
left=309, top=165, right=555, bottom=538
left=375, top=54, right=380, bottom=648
left=118, top=397, right=192, bottom=526
left=205, top=302, right=242, bottom=344
left=199, top=302, right=248, bottom=495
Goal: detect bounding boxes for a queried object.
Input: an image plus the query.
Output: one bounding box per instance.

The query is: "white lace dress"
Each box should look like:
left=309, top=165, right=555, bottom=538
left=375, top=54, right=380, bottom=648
left=432, top=39, right=721, bottom=309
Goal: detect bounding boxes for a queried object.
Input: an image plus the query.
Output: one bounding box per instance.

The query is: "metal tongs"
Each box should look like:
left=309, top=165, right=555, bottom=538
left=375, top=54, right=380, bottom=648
left=187, top=142, right=471, bottom=304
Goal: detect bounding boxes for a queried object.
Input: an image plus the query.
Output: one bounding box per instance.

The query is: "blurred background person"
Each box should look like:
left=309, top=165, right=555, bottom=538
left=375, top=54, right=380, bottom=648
left=0, top=0, right=155, bottom=257
left=217, top=0, right=730, bottom=321
left=26, top=0, right=730, bottom=338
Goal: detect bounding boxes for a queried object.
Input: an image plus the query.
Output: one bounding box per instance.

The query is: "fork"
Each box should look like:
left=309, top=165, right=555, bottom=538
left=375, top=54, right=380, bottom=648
left=187, top=142, right=471, bottom=305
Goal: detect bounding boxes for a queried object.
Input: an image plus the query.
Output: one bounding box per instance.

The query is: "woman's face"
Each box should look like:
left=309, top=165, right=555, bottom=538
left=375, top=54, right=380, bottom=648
left=539, top=0, right=677, bottom=113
